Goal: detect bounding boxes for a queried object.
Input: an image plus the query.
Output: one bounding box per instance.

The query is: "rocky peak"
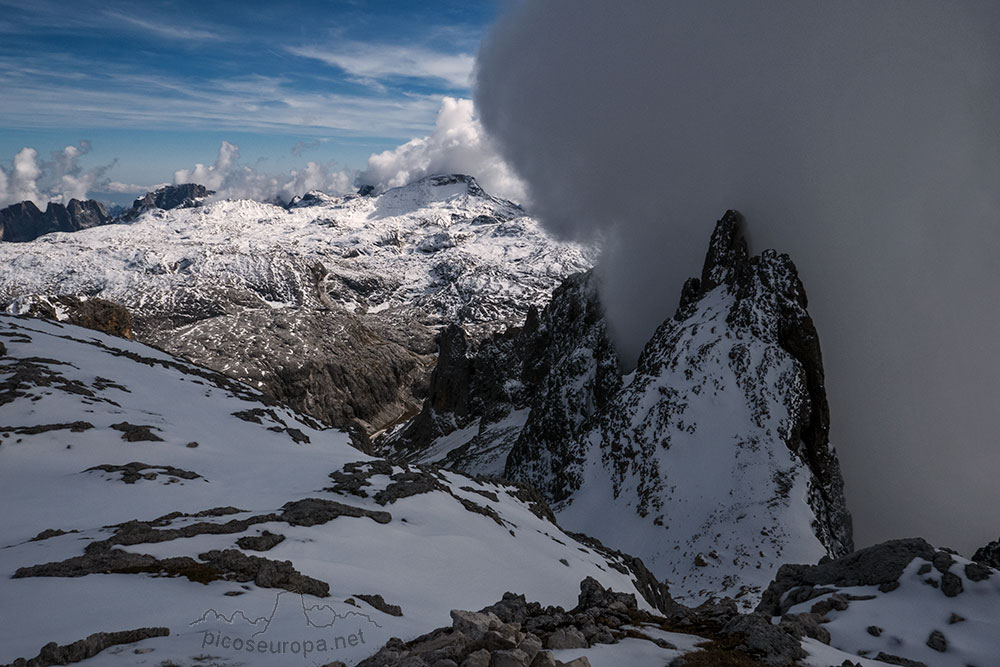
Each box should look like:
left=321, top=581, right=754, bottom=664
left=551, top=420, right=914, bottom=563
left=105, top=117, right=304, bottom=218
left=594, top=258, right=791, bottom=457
left=383, top=210, right=853, bottom=608
left=0, top=198, right=110, bottom=243
left=120, top=183, right=213, bottom=221
left=973, top=537, right=1000, bottom=569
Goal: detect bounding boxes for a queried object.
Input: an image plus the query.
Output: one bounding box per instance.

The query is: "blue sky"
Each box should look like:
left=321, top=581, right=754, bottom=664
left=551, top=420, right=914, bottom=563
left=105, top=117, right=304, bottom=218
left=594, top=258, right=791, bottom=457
left=0, top=0, right=501, bottom=199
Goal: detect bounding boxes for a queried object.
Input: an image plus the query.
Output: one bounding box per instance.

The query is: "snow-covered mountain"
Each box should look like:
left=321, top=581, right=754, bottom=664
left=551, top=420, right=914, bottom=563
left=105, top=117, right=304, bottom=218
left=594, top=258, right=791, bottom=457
left=0, top=315, right=663, bottom=666
left=379, top=211, right=853, bottom=609
left=0, top=175, right=594, bottom=440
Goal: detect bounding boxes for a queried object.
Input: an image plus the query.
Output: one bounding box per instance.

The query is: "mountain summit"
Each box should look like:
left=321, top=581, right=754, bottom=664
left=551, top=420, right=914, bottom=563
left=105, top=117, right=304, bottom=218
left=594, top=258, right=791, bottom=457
left=380, top=210, right=853, bottom=607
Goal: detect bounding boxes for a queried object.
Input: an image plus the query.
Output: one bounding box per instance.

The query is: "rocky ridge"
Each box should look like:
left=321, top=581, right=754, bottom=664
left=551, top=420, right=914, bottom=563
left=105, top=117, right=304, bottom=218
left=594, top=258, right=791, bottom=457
left=0, top=198, right=110, bottom=243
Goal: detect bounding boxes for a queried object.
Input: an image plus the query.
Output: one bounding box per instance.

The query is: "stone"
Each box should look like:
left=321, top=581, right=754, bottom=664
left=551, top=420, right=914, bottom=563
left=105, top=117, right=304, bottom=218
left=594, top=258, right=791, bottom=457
left=528, top=652, right=557, bottom=667
left=489, top=649, right=529, bottom=667
left=460, top=649, right=492, bottom=667
left=545, top=627, right=587, bottom=650
left=451, top=610, right=501, bottom=641
left=926, top=629, right=947, bottom=652
left=940, top=571, right=963, bottom=597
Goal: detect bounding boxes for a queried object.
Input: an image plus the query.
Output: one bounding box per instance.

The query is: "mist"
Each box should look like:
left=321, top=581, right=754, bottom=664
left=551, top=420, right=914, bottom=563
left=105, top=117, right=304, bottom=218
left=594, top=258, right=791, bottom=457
left=475, top=1, right=1000, bottom=554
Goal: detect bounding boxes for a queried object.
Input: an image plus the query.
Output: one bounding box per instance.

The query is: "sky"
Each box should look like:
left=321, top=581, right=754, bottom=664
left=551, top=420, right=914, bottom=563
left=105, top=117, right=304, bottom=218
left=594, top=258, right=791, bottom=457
left=0, top=0, right=509, bottom=205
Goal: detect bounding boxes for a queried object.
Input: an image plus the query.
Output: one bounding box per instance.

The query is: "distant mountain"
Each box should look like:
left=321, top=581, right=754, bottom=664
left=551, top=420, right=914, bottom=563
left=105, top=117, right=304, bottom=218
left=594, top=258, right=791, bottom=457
left=0, top=184, right=214, bottom=243
left=119, top=182, right=214, bottom=221
left=379, top=211, right=853, bottom=608
left=0, top=174, right=594, bottom=445
left=0, top=198, right=110, bottom=242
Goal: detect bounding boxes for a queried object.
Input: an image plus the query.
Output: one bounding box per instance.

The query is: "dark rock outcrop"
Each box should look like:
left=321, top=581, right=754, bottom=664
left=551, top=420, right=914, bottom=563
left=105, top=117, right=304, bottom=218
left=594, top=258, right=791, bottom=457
left=757, top=538, right=939, bottom=617
left=119, top=183, right=212, bottom=221
left=0, top=199, right=110, bottom=242
left=973, top=537, right=1000, bottom=569
left=2, top=627, right=169, bottom=667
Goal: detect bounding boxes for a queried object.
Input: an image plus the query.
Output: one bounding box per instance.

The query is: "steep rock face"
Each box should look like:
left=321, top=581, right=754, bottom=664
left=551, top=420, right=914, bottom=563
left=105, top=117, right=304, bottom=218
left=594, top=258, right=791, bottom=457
left=539, top=211, right=853, bottom=606
left=383, top=211, right=853, bottom=608
left=120, top=183, right=213, bottom=221
left=378, top=270, right=616, bottom=483
left=0, top=199, right=110, bottom=242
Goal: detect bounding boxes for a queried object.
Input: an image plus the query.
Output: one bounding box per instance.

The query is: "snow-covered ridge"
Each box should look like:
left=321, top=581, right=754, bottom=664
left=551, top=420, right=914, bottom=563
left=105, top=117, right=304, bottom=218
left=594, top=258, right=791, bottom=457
left=0, top=175, right=594, bottom=435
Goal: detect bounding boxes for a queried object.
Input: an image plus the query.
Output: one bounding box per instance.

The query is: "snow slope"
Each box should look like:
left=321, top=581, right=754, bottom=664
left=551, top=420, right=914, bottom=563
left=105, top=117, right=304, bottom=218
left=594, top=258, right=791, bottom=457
left=0, top=315, right=660, bottom=666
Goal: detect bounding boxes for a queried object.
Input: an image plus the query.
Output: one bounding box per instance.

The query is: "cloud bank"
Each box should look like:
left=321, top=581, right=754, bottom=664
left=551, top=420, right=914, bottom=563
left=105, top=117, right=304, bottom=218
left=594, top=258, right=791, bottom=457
left=360, top=96, right=526, bottom=203
left=476, top=1, right=1000, bottom=553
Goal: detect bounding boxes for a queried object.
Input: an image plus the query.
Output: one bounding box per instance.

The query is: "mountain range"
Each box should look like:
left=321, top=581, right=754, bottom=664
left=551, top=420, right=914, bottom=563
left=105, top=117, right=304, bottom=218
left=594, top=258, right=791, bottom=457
left=1, top=177, right=998, bottom=667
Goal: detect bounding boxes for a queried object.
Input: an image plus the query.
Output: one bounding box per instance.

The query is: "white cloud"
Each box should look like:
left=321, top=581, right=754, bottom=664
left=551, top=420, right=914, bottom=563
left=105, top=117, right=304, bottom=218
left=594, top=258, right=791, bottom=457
left=2, top=98, right=525, bottom=208
left=360, top=97, right=526, bottom=203
left=105, top=11, right=226, bottom=42
left=288, top=44, right=474, bottom=89
left=0, top=142, right=115, bottom=208
left=173, top=141, right=355, bottom=203
left=8, top=147, right=43, bottom=206
left=105, top=181, right=168, bottom=194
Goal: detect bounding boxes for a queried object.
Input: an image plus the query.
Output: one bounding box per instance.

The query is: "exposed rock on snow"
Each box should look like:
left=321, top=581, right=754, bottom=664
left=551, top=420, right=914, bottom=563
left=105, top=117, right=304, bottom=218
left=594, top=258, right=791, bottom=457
left=758, top=537, right=1000, bottom=667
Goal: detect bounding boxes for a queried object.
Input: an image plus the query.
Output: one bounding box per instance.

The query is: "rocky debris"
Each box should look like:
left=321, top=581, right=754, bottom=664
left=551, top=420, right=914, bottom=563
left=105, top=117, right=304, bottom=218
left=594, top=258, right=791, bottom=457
left=119, top=183, right=213, bottom=221
left=280, top=497, right=391, bottom=526
left=925, top=629, right=947, bottom=652
left=358, top=576, right=840, bottom=667
left=1, top=421, right=93, bottom=435
left=197, top=548, right=329, bottom=597
left=28, top=528, right=79, bottom=542
left=0, top=351, right=110, bottom=408
left=355, top=593, right=403, bottom=617
left=357, top=578, right=644, bottom=667
left=872, top=653, right=927, bottom=667
left=85, top=461, right=201, bottom=484
left=757, top=538, right=937, bottom=616
left=109, top=421, right=163, bottom=442
left=972, top=537, right=1000, bottom=569
left=1, top=627, right=169, bottom=667
left=235, top=530, right=285, bottom=551
left=325, top=460, right=395, bottom=498
left=0, top=198, right=110, bottom=243
left=716, top=613, right=806, bottom=666
left=12, top=496, right=388, bottom=594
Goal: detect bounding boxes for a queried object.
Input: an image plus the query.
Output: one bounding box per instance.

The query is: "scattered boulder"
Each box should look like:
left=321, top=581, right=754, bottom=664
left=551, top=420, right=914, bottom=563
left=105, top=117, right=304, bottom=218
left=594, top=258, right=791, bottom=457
left=235, top=530, right=285, bottom=551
